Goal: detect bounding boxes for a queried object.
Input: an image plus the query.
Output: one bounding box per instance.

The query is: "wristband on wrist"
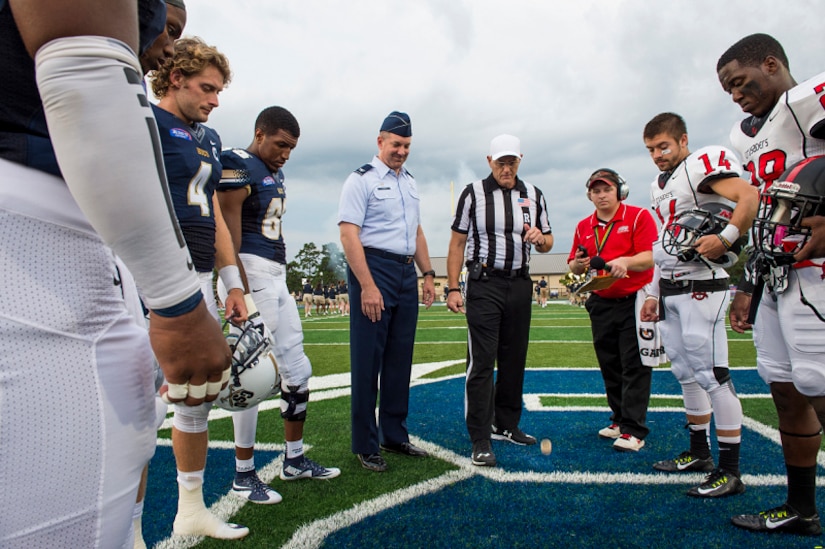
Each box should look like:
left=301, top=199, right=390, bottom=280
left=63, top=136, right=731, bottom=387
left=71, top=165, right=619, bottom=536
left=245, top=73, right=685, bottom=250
left=644, top=295, right=659, bottom=301
left=219, top=265, right=244, bottom=292
left=447, top=288, right=461, bottom=294
left=719, top=225, right=740, bottom=249
left=422, top=270, right=436, bottom=278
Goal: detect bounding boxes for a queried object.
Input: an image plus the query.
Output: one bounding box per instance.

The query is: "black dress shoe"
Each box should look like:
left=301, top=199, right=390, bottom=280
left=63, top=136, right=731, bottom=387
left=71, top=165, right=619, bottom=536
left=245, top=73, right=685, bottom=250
left=380, top=442, right=429, bottom=457
left=357, top=453, right=388, bottom=472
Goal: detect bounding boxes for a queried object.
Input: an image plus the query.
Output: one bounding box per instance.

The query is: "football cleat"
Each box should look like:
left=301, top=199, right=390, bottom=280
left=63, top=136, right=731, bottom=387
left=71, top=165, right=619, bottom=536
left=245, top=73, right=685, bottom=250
left=613, top=433, right=645, bottom=452
left=652, top=451, right=715, bottom=472
left=687, top=468, right=745, bottom=498
left=598, top=423, right=621, bottom=439
left=491, top=425, right=537, bottom=446
left=231, top=472, right=282, bottom=504
left=280, top=456, right=341, bottom=481
left=731, top=503, right=822, bottom=536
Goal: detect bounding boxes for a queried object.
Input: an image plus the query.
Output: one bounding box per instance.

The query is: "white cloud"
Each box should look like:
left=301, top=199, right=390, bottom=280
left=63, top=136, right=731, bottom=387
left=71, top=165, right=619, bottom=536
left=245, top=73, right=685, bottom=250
left=185, top=0, right=825, bottom=261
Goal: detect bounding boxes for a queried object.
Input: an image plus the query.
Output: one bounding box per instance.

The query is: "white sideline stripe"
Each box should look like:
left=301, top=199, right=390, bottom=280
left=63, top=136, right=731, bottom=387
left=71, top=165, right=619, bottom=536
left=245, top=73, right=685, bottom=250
left=523, top=393, right=772, bottom=410
left=281, top=468, right=474, bottom=549
left=151, top=452, right=283, bottom=549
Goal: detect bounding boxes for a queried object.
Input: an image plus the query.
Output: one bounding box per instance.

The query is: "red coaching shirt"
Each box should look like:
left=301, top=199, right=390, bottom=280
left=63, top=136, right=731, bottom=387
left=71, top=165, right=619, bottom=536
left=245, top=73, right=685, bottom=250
left=568, top=203, right=657, bottom=299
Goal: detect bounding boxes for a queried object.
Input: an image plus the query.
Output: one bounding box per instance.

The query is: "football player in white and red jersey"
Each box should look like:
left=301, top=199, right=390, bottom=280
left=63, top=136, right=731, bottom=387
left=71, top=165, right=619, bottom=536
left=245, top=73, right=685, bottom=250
left=718, top=32, right=825, bottom=536
left=640, top=112, right=758, bottom=498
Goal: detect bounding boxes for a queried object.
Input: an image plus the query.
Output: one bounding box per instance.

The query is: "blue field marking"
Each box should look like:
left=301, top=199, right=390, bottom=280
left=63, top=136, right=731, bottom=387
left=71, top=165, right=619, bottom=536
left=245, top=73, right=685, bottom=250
left=409, top=370, right=795, bottom=477
left=519, top=367, right=768, bottom=396
left=322, top=477, right=814, bottom=549
left=317, top=369, right=822, bottom=549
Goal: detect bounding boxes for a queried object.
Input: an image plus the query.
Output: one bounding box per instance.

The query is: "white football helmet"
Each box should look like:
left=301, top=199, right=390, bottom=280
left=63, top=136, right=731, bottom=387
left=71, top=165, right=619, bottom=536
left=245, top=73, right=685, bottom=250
left=215, top=320, right=281, bottom=412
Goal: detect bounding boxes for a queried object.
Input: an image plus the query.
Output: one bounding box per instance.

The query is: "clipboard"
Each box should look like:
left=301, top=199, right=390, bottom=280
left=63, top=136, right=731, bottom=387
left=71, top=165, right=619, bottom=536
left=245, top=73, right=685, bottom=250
left=575, top=275, right=618, bottom=294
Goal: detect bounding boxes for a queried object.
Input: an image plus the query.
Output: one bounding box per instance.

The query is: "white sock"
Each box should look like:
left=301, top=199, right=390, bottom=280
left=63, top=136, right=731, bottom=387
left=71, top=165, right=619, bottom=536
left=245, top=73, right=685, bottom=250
left=174, top=484, right=249, bottom=540
left=285, top=439, right=304, bottom=460
left=236, top=457, right=255, bottom=474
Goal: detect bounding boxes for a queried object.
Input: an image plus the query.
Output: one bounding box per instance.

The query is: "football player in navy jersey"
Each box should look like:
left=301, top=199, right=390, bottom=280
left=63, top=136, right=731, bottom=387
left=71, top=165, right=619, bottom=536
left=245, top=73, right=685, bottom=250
left=0, top=1, right=231, bottom=547
left=149, top=37, right=253, bottom=540
left=218, top=106, right=341, bottom=488
left=139, top=0, right=186, bottom=75
left=718, top=33, right=825, bottom=536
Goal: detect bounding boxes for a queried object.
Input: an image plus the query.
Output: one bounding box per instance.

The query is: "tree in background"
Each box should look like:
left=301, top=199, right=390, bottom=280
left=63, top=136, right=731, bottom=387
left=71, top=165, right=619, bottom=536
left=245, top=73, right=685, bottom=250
left=286, top=242, right=348, bottom=293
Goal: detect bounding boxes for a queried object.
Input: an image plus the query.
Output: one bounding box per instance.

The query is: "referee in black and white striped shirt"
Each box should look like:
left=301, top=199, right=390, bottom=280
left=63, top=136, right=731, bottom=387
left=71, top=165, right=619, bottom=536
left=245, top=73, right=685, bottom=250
left=446, top=134, right=553, bottom=467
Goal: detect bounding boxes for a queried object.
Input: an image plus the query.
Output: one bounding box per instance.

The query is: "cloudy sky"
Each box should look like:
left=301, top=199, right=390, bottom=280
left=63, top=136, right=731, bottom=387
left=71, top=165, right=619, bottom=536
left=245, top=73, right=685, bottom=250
left=180, top=0, right=825, bottom=263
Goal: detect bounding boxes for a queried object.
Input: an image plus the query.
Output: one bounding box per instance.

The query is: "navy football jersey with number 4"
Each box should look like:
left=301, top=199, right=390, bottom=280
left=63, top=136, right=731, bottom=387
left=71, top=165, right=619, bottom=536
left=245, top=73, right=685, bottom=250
left=152, top=104, right=222, bottom=272
left=219, top=148, right=287, bottom=265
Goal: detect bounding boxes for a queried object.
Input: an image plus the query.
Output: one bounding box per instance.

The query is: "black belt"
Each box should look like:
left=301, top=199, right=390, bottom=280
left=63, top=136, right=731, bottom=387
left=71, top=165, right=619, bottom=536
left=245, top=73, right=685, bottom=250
left=363, top=247, right=414, bottom=264
left=487, top=267, right=528, bottom=279
left=659, top=277, right=729, bottom=297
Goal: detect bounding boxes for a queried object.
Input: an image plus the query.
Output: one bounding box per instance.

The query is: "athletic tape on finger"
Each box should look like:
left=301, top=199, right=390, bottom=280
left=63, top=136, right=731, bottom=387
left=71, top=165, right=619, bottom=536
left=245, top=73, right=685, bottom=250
left=188, top=381, right=208, bottom=399
left=206, top=369, right=231, bottom=397
left=161, top=382, right=189, bottom=403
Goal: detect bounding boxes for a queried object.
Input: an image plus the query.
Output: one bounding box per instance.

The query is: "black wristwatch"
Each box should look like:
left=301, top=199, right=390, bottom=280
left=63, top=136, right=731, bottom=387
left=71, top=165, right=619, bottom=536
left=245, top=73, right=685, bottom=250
left=447, top=288, right=461, bottom=294
left=422, top=270, right=436, bottom=278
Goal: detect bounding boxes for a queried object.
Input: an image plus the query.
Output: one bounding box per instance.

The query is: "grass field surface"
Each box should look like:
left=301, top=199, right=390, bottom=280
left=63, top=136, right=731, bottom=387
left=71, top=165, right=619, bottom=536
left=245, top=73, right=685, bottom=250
left=142, top=301, right=825, bottom=549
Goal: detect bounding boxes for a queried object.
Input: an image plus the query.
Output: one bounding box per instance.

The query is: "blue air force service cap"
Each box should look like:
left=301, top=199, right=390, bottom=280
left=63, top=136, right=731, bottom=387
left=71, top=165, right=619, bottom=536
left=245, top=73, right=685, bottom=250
left=380, top=111, right=412, bottom=137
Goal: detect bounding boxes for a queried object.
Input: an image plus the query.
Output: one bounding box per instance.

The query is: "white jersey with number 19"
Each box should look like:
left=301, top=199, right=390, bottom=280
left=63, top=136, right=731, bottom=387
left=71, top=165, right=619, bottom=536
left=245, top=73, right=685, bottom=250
left=730, top=71, right=825, bottom=190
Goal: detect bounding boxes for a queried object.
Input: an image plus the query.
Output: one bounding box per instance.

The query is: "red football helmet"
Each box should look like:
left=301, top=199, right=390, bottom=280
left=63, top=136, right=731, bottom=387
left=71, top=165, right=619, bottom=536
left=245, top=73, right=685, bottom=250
left=753, top=156, right=825, bottom=266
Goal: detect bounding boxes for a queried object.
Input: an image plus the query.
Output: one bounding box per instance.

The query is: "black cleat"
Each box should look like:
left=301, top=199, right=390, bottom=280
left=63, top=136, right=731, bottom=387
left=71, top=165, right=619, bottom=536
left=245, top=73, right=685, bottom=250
left=687, top=468, right=745, bottom=498
left=731, top=503, right=822, bottom=536
left=653, top=450, right=714, bottom=473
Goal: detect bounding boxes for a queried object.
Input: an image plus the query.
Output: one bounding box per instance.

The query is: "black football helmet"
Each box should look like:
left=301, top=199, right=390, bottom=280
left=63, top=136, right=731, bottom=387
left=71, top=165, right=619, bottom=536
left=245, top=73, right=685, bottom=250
left=663, top=202, right=745, bottom=267
left=753, top=156, right=825, bottom=266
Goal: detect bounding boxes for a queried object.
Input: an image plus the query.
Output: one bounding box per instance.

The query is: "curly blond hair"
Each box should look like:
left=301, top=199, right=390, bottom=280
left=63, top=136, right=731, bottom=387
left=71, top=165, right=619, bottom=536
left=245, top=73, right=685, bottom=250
left=151, top=37, right=232, bottom=98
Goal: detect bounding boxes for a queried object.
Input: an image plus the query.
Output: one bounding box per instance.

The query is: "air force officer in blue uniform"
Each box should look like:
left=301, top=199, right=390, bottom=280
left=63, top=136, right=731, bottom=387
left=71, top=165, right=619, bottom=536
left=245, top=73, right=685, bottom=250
left=338, top=112, right=436, bottom=472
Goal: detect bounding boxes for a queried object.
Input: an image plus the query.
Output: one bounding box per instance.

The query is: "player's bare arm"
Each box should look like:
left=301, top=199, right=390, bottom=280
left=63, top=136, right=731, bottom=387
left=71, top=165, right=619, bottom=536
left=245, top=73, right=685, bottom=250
left=795, top=216, right=825, bottom=261
left=729, top=291, right=753, bottom=334
left=213, top=194, right=248, bottom=323
left=10, top=0, right=138, bottom=56
left=339, top=221, right=384, bottom=322
left=695, top=177, right=758, bottom=259
left=16, top=0, right=232, bottom=405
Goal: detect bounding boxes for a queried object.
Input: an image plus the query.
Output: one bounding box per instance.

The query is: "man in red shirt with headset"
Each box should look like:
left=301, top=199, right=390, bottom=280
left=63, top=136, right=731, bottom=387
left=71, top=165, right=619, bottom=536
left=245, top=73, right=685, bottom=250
left=568, top=169, right=658, bottom=452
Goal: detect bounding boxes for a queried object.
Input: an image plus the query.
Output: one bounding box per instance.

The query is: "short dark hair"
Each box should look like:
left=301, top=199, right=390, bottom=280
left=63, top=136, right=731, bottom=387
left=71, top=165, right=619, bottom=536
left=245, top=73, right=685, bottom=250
left=643, top=112, right=687, bottom=141
left=255, top=106, right=300, bottom=138
left=716, top=33, right=789, bottom=72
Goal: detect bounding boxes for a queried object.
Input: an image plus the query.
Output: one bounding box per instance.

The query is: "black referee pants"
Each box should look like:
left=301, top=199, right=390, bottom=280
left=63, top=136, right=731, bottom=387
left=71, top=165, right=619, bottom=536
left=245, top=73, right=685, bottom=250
left=464, top=275, right=532, bottom=442
left=585, top=292, right=652, bottom=440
